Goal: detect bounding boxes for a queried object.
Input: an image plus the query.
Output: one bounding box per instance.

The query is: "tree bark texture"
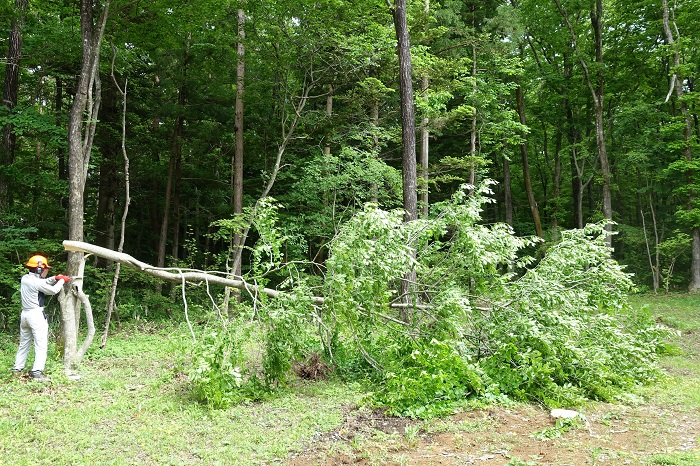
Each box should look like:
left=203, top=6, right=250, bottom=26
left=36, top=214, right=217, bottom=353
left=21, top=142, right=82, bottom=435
left=420, top=75, right=429, bottom=218
left=393, top=0, right=417, bottom=223
left=232, top=7, right=245, bottom=281
left=393, top=0, right=418, bottom=312
left=590, top=0, right=613, bottom=243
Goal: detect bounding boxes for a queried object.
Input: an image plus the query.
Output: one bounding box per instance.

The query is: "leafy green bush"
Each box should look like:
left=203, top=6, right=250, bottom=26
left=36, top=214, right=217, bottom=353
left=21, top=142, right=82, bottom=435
left=371, top=339, right=484, bottom=418
left=188, top=325, right=262, bottom=408
left=190, top=184, right=665, bottom=416
left=323, top=183, right=665, bottom=416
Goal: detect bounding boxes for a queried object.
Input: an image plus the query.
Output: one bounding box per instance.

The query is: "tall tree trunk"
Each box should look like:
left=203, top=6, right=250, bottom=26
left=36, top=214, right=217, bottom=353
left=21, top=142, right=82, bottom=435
left=223, top=7, right=246, bottom=313
left=515, top=83, right=543, bottom=237
left=591, top=0, right=613, bottom=242
left=61, top=0, right=110, bottom=371
left=0, top=0, right=28, bottom=214
left=233, top=6, right=245, bottom=277
left=563, top=56, right=583, bottom=229
left=469, top=45, right=477, bottom=186
left=157, top=47, right=187, bottom=282
left=393, top=0, right=417, bottom=224
left=157, top=112, right=183, bottom=269
left=551, top=130, right=562, bottom=238
left=392, top=0, right=418, bottom=313
left=555, top=0, right=612, bottom=245
left=661, top=0, right=700, bottom=291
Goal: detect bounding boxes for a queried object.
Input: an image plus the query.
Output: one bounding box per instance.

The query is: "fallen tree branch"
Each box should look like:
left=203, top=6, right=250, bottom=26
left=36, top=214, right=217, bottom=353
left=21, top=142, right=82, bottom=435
left=62, top=240, right=326, bottom=305
left=62, top=241, right=448, bottom=314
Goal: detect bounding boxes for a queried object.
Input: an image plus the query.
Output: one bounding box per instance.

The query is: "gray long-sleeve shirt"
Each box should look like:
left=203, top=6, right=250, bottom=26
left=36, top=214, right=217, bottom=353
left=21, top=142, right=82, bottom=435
left=20, top=272, right=65, bottom=311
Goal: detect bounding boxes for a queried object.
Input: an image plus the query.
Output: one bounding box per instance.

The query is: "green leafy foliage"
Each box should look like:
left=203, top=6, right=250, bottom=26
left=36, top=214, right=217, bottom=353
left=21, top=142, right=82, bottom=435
left=371, top=339, right=484, bottom=418
left=188, top=326, right=250, bottom=409
left=321, top=182, right=665, bottom=417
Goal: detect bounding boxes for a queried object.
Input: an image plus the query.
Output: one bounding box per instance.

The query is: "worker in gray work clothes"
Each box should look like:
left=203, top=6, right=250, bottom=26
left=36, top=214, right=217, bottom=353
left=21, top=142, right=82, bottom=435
left=12, top=255, right=71, bottom=381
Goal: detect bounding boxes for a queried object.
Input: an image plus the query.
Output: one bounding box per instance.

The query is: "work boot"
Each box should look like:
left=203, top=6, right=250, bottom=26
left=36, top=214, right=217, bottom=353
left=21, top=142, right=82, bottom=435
left=29, top=370, right=50, bottom=382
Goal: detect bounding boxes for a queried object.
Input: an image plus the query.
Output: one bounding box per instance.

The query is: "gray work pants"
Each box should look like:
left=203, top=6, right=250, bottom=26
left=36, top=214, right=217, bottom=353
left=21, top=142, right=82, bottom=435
left=13, top=308, right=48, bottom=372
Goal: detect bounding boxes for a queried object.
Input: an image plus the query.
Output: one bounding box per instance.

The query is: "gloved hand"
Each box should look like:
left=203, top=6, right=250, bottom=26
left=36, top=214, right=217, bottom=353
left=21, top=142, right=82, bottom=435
left=54, top=274, right=71, bottom=283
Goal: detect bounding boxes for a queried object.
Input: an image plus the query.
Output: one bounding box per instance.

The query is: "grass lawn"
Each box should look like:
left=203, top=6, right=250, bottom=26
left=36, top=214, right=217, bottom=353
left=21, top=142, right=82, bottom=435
left=1, top=293, right=699, bottom=465
left=1, top=322, right=362, bottom=465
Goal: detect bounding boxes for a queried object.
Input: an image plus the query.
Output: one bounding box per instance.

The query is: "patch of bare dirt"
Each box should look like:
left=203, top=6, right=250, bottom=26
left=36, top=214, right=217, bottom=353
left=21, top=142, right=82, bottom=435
left=287, top=401, right=700, bottom=465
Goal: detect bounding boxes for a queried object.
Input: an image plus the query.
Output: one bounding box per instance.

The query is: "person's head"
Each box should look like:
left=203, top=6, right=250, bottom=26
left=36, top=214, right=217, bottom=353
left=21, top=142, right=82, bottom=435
left=25, top=255, right=51, bottom=278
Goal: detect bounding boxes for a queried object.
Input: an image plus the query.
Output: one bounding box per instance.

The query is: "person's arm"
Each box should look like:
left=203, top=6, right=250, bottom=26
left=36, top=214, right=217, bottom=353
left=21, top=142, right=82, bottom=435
left=37, top=277, right=66, bottom=296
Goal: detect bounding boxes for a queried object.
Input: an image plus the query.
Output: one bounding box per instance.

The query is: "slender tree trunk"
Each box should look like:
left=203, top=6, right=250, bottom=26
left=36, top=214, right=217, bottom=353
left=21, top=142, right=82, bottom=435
left=170, top=154, right=182, bottom=262
left=551, top=131, right=562, bottom=238
left=223, top=7, right=246, bottom=312
left=370, top=96, right=380, bottom=203
left=232, top=6, right=245, bottom=279
left=0, top=0, right=28, bottom=214
left=419, top=0, right=430, bottom=218
left=393, top=0, right=417, bottom=224
left=420, top=75, right=429, bottom=217
left=662, top=0, right=700, bottom=291
left=102, top=57, right=130, bottom=347
left=515, top=83, right=543, bottom=237
left=469, top=46, right=477, bottom=186
left=392, top=0, right=418, bottom=313
left=591, top=0, right=613, bottom=241
left=157, top=81, right=186, bottom=286
left=503, top=152, right=513, bottom=227
left=157, top=146, right=177, bottom=270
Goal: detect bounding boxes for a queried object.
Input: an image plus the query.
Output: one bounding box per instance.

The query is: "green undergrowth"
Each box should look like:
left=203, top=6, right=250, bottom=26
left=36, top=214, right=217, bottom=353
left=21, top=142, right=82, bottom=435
left=0, top=322, right=361, bottom=465
left=0, top=292, right=698, bottom=465
left=183, top=186, right=670, bottom=417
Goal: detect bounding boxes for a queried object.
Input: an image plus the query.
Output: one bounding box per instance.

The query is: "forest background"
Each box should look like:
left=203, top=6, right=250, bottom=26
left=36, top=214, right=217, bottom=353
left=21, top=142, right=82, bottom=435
left=0, top=0, right=699, bottom=409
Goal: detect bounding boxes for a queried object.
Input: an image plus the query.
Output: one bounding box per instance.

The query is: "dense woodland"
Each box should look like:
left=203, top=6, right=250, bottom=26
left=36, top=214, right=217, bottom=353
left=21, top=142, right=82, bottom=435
left=1, top=0, right=700, bottom=313
left=2, top=0, right=697, bottom=411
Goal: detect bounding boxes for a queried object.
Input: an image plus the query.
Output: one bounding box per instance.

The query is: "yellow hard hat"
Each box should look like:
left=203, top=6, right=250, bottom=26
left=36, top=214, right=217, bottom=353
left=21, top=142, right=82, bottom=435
left=25, top=255, right=51, bottom=269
